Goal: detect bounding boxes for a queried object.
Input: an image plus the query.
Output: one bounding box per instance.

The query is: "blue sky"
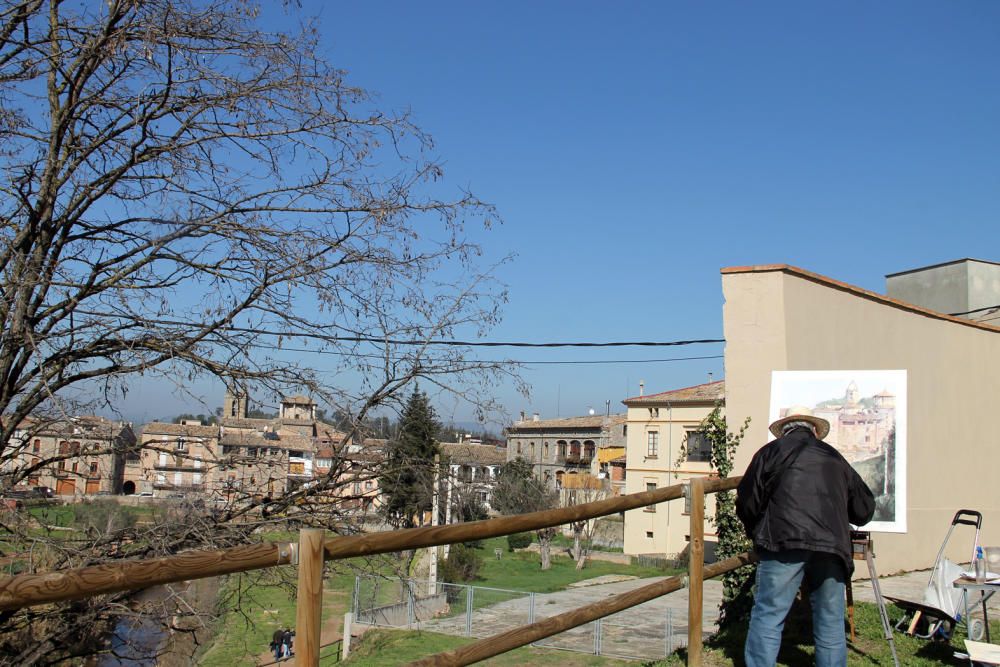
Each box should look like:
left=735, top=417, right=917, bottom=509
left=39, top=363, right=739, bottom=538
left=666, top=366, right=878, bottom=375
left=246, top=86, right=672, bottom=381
left=118, top=1, right=1000, bottom=427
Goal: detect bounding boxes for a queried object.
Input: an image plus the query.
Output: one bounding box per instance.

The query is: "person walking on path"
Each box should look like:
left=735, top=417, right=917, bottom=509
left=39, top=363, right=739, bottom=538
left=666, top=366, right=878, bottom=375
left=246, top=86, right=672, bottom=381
left=270, top=628, right=285, bottom=662
left=736, top=406, right=876, bottom=667
left=281, top=628, right=295, bottom=659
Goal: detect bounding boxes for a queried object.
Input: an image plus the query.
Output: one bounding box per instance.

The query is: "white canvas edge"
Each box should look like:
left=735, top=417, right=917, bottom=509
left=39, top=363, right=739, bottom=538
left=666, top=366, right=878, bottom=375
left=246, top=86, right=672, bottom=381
left=768, top=369, right=907, bottom=534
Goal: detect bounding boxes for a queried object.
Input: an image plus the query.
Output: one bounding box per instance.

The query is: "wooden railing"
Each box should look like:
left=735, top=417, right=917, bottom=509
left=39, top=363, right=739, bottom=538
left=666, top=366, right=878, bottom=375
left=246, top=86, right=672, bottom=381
left=0, top=475, right=752, bottom=666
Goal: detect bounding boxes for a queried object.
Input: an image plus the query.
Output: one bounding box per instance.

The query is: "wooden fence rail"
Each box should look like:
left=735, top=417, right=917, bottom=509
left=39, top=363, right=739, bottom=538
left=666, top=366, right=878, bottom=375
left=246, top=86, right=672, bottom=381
left=0, top=476, right=740, bottom=611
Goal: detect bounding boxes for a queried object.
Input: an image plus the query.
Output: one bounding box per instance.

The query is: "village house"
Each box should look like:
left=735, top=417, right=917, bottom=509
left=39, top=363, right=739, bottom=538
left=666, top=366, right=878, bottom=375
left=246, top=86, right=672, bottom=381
left=135, top=420, right=219, bottom=497
left=6, top=416, right=135, bottom=497
left=621, top=380, right=722, bottom=558
left=440, top=440, right=507, bottom=516
left=504, top=413, right=627, bottom=492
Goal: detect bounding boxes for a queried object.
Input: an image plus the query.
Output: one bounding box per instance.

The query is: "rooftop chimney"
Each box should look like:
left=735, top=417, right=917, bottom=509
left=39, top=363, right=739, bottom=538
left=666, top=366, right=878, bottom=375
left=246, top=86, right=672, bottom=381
left=532, top=413, right=539, bottom=422
left=639, top=380, right=645, bottom=397
left=708, top=372, right=713, bottom=382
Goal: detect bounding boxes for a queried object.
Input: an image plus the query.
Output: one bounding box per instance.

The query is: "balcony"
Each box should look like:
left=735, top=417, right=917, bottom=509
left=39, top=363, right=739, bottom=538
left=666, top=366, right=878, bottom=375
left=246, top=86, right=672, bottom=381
left=563, top=455, right=592, bottom=467
left=153, top=482, right=206, bottom=492
left=153, top=462, right=203, bottom=472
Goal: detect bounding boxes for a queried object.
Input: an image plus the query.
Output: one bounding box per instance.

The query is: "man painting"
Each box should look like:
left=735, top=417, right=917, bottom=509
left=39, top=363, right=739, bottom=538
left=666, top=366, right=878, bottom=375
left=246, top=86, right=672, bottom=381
left=736, top=406, right=875, bottom=667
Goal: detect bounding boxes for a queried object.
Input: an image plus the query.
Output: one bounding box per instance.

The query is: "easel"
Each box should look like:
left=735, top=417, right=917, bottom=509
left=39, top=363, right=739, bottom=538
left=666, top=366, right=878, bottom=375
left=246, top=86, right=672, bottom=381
left=847, top=530, right=900, bottom=667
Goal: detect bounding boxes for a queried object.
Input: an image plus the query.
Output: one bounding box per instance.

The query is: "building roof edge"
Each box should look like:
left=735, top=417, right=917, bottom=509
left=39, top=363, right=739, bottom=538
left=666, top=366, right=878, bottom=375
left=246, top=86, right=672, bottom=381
left=720, top=264, right=1000, bottom=335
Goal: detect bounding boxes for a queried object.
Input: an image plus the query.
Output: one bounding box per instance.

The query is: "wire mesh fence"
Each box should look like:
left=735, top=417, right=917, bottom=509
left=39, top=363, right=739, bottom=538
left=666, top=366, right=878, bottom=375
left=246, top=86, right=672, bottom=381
left=353, top=575, right=695, bottom=662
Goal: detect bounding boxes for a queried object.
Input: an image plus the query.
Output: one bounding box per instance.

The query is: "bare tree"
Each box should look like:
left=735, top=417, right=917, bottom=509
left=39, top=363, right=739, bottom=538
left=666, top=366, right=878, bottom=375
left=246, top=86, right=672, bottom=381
left=0, top=0, right=519, bottom=663
left=563, top=482, right=610, bottom=570
left=492, top=458, right=559, bottom=570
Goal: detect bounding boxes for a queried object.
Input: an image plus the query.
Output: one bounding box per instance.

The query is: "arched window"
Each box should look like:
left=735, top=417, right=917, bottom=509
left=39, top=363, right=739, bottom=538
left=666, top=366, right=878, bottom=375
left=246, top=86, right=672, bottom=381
left=555, top=470, right=564, bottom=488
left=583, top=440, right=596, bottom=460
left=569, top=440, right=581, bottom=458
left=557, top=440, right=567, bottom=459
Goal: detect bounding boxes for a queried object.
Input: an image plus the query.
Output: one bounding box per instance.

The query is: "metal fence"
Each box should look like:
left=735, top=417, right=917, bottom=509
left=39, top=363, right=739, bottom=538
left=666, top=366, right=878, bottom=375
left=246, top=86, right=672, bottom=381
left=353, top=575, right=691, bottom=662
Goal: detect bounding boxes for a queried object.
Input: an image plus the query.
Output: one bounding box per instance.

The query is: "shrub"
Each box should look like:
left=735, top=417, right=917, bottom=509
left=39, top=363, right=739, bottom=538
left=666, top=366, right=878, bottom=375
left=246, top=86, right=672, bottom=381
left=506, top=532, right=532, bottom=551
left=438, top=543, right=482, bottom=584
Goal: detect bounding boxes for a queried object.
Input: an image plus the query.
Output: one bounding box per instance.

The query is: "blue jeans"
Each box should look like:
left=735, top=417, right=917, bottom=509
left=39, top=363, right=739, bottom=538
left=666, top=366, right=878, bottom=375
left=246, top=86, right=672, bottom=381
left=745, top=549, right=848, bottom=667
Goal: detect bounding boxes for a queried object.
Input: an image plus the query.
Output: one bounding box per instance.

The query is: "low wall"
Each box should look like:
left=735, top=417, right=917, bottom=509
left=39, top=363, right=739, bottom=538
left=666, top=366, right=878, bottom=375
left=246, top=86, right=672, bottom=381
left=358, top=592, right=448, bottom=627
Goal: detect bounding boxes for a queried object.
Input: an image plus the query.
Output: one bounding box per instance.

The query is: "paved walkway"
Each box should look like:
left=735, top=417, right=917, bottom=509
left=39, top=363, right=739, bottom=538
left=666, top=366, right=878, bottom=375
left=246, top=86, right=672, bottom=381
left=417, top=576, right=724, bottom=662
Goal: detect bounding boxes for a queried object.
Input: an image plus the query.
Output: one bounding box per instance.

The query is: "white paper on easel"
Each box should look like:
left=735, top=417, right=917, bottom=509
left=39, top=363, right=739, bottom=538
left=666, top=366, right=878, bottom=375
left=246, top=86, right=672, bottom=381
left=965, top=640, right=1000, bottom=665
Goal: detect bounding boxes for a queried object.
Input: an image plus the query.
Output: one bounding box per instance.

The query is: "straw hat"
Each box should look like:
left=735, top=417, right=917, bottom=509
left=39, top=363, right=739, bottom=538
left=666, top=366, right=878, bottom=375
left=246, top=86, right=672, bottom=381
left=769, top=405, right=830, bottom=440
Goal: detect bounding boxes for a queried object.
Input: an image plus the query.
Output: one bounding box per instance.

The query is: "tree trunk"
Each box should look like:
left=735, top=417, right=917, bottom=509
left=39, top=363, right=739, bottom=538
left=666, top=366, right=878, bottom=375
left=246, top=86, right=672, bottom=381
left=571, top=523, right=582, bottom=560
left=537, top=529, right=553, bottom=570
left=575, top=552, right=587, bottom=570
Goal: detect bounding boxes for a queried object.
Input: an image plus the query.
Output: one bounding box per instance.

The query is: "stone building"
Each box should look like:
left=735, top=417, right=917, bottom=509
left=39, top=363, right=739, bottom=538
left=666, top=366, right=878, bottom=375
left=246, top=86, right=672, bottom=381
left=504, top=414, right=626, bottom=491
left=136, top=420, right=219, bottom=497
left=7, top=416, right=135, bottom=497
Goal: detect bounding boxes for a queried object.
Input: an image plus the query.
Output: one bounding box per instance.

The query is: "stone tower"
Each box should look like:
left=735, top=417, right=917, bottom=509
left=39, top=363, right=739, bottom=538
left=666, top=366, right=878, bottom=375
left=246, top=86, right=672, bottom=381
left=224, top=391, right=248, bottom=419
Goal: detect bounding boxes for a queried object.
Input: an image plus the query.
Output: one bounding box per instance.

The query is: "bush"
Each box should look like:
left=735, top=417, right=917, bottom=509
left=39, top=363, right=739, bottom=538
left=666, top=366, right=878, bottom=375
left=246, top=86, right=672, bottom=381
left=73, top=500, right=138, bottom=534
left=438, top=543, right=482, bottom=584
left=506, top=532, right=532, bottom=551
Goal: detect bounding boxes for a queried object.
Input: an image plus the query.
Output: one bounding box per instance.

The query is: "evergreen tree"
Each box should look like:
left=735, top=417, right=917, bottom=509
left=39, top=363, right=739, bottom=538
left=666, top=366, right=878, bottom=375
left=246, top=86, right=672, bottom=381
left=380, top=387, right=440, bottom=529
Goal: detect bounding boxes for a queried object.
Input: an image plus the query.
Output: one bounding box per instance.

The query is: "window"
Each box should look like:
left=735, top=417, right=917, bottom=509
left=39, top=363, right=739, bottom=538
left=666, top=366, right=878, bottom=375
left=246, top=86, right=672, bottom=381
left=353, top=482, right=362, bottom=494
left=583, top=441, right=595, bottom=460
left=644, top=482, right=657, bottom=512
left=89, top=462, right=98, bottom=475
left=557, top=441, right=567, bottom=459
left=175, top=438, right=187, bottom=451
left=71, top=462, right=78, bottom=473
left=365, top=480, right=373, bottom=490
left=646, top=531, right=654, bottom=539
left=543, top=442, right=549, bottom=460
left=516, top=442, right=522, bottom=455
left=646, top=431, right=659, bottom=458
left=32, top=439, right=40, bottom=453
left=686, top=431, right=711, bottom=463
left=529, top=442, right=535, bottom=459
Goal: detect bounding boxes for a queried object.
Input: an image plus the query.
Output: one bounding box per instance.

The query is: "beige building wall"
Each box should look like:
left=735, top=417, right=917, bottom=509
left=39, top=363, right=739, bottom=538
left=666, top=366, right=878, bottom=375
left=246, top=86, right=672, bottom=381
left=623, top=402, right=716, bottom=557
left=723, top=265, right=1000, bottom=574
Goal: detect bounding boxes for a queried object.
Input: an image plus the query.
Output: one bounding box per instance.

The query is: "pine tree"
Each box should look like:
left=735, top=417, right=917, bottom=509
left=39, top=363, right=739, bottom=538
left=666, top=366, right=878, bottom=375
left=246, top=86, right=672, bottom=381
left=380, top=387, right=440, bottom=529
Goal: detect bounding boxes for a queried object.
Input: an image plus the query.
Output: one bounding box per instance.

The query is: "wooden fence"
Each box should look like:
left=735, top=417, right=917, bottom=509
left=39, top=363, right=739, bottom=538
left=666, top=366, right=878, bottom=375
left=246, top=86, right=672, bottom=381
left=0, top=475, right=753, bottom=666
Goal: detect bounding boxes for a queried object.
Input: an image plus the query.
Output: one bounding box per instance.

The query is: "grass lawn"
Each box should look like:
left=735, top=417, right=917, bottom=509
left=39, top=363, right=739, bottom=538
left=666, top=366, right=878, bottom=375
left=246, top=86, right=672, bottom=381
left=549, top=532, right=624, bottom=554
left=649, top=601, right=1000, bottom=666
left=198, top=553, right=397, bottom=666
left=472, top=537, right=679, bottom=592
left=343, top=629, right=633, bottom=666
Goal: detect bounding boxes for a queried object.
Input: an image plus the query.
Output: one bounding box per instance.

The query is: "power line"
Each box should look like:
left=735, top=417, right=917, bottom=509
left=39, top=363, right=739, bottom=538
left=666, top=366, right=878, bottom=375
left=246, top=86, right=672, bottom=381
left=261, top=346, right=724, bottom=366
left=949, top=304, right=1000, bottom=317
left=146, top=317, right=724, bottom=348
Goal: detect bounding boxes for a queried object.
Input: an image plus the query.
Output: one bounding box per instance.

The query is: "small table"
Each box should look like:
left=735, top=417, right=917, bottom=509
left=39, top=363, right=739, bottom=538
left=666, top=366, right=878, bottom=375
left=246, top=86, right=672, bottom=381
left=953, top=577, right=998, bottom=643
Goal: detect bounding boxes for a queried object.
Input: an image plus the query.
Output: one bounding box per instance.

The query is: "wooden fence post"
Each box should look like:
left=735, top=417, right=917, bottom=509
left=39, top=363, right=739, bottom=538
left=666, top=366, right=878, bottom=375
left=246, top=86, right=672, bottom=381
left=296, top=528, right=325, bottom=667
left=687, top=477, right=705, bottom=667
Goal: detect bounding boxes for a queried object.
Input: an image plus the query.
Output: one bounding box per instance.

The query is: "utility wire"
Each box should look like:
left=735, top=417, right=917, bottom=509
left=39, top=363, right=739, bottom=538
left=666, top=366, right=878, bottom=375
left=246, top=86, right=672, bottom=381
left=144, top=317, right=724, bottom=348
left=256, top=345, right=724, bottom=366
left=949, top=304, right=1000, bottom=316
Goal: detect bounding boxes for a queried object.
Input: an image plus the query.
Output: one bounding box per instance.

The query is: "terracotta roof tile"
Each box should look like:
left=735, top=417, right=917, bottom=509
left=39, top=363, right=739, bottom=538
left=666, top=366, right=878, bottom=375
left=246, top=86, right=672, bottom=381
left=623, top=380, right=724, bottom=405
left=140, top=422, right=219, bottom=438
left=440, top=442, right=507, bottom=465
left=506, top=414, right=626, bottom=431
